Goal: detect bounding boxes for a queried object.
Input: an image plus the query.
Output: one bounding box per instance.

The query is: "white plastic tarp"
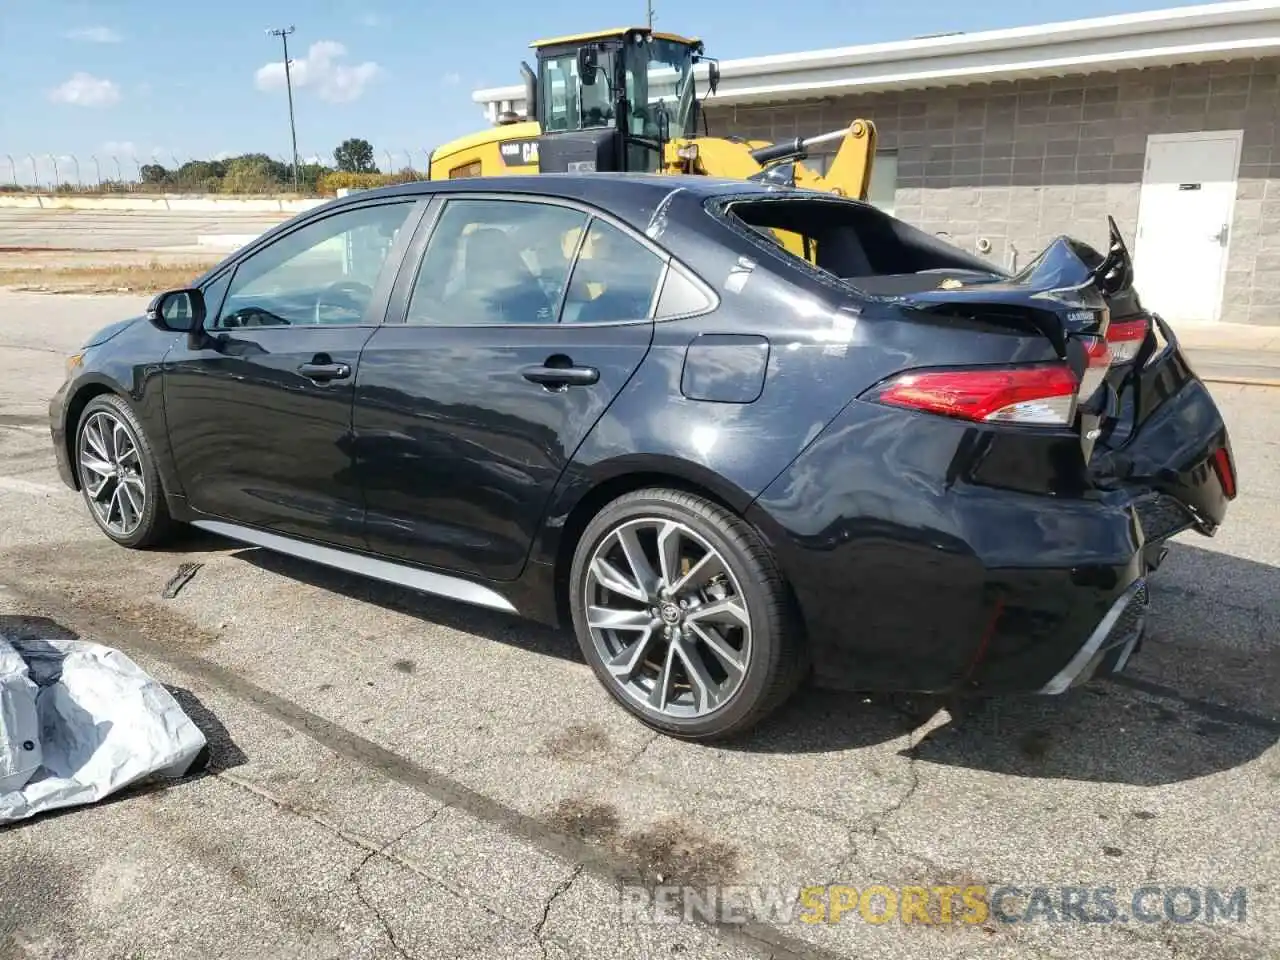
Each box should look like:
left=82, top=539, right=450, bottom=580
left=0, top=633, right=207, bottom=824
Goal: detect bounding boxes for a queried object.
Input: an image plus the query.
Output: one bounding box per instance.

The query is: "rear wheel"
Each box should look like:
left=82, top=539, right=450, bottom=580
left=74, top=394, right=175, bottom=549
left=569, top=488, right=804, bottom=741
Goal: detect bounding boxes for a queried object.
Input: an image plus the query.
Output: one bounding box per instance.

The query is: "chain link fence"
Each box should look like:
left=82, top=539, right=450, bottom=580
left=0, top=149, right=436, bottom=196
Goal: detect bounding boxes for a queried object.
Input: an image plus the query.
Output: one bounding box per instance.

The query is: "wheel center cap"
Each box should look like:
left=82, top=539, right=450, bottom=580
left=659, top=602, right=682, bottom=625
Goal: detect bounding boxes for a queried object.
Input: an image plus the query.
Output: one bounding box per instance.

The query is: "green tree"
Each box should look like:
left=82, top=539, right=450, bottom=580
left=334, top=138, right=378, bottom=174
left=226, top=153, right=290, bottom=184
left=220, top=155, right=282, bottom=193
left=176, top=159, right=227, bottom=183
left=297, top=161, right=333, bottom=193
left=139, top=163, right=168, bottom=184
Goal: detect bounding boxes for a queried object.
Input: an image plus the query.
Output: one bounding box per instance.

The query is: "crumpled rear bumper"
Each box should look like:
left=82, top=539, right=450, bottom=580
left=1037, top=576, right=1149, bottom=694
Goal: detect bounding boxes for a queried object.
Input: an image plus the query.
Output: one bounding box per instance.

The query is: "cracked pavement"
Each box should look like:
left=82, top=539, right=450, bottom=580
left=0, top=292, right=1277, bottom=960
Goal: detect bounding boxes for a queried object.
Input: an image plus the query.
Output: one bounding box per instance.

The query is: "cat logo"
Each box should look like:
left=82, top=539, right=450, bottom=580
left=499, top=139, right=539, bottom=167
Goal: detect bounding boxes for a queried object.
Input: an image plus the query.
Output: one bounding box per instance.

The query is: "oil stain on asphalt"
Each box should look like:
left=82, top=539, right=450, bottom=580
left=541, top=722, right=612, bottom=761
left=546, top=797, right=740, bottom=887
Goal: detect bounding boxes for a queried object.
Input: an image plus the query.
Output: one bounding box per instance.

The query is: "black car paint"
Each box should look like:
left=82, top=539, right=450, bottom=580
left=162, top=323, right=379, bottom=550
left=49, top=174, right=1234, bottom=698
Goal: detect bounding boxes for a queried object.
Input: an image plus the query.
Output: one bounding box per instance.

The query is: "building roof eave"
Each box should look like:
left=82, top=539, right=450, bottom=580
left=472, top=0, right=1280, bottom=114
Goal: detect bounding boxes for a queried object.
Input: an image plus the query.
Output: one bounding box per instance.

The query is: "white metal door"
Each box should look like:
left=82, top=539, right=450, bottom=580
left=1133, top=131, right=1242, bottom=323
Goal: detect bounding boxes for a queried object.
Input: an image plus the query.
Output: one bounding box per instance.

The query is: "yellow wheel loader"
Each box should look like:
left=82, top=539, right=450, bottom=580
left=427, top=27, right=878, bottom=204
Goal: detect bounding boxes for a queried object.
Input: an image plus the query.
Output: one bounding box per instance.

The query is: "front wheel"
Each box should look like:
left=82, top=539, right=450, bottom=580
left=74, top=394, right=175, bottom=549
left=569, top=488, right=805, bottom=741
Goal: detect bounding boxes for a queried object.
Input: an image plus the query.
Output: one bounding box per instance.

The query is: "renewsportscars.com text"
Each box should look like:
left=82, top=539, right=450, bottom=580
left=620, top=883, right=1249, bottom=926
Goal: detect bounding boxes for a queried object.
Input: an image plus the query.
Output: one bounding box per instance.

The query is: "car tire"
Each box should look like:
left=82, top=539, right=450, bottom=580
left=74, top=394, right=175, bottom=549
left=569, top=487, right=805, bottom=741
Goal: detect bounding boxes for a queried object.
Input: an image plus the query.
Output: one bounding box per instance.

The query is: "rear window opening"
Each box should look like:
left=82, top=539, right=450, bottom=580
left=712, top=195, right=1008, bottom=296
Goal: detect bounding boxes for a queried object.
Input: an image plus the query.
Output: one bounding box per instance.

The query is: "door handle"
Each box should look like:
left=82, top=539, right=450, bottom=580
left=521, top=361, right=599, bottom=388
left=298, top=361, right=351, bottom=382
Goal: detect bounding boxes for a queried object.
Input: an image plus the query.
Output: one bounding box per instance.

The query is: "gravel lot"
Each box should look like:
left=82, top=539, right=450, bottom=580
left=0, top=290, right=1276, bottom=960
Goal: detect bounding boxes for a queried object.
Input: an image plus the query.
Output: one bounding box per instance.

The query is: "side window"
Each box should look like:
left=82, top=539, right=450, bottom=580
left=406, top=198, right=588, bottom=326
left=654, top=263, right=715, bottom=319
left=561, top=219, right=666, bottom=324
left=213, top=201, right=415, bottom=329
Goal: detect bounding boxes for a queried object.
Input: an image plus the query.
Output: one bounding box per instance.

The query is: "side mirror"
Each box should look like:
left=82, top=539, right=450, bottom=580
left=145, top=288, right=206, bottom=333
left=708, top=62, right=721, bottom=96
left=577, top=46, right=598, bottom=85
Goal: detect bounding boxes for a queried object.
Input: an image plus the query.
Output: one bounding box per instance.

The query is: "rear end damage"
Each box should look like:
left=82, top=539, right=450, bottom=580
left=747, top=215, right=1236, bottom=697
left=863, top=216, right=1236, bottom=555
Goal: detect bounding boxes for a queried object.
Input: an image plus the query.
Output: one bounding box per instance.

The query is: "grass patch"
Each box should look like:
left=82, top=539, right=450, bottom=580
left=0, top=260, right=218, bottom=294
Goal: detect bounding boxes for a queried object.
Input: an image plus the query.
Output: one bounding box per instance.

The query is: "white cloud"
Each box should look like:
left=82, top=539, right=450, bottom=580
left=101, top=141, right=137, bottom=156
left=67, top=26, right=122, bottom=43
left=254, top=40, right=382, bottom=103
left=49, top=72, right=121, bottom=107
left=213, top=150, right=233, bottom=161
left=441, top=71, right=461, bottom=86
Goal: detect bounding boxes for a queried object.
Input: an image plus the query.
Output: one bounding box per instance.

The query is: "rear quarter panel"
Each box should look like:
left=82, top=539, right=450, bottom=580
left=531, top=195, right=1064, bottom=567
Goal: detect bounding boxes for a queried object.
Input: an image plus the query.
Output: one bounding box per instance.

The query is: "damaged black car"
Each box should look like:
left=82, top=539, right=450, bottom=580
left=48, top=175, right=1237, bottom=740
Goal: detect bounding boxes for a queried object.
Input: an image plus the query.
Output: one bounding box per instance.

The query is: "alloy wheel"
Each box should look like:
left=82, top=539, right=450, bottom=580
left=77, top=410, right=147, bottom=538
left=583, top=517, right=753, bottom=720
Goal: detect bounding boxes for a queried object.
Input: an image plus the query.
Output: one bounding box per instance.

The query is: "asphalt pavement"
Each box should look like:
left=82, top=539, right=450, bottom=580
left=0, top=291, right=1276, bottom=960
left=0, top=208, right=291, bottom=251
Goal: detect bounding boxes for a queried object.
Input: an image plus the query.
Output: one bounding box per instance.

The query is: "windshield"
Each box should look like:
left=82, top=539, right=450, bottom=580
left=624, top=37, right=698, bottom=140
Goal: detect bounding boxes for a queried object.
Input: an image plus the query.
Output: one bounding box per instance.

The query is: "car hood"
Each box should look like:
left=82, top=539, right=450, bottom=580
left=82, top=315, right=143, bottom=349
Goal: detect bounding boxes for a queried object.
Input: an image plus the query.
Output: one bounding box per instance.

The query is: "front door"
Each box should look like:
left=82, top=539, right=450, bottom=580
left=354, top=195, right=666, bottom=580
left=163, top=198, right=423, bottom=547
left=1133, top=131, right=1242, bottom=323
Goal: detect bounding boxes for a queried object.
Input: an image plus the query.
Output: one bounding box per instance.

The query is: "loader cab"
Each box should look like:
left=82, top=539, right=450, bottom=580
left=529, top=27, right=718, bottom=174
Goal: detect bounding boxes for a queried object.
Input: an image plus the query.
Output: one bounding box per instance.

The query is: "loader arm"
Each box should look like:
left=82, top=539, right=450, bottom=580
left=664, top=120, right=878, bottom=258
left=666, top=120, right=877, bottom=199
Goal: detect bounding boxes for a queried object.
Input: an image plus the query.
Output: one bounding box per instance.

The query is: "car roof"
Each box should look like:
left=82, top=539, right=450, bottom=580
left=327, top=174, right=834, bottom=235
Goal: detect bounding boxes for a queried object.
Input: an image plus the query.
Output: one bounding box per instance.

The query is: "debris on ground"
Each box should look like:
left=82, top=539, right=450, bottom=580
left=0, top=632, right=208, bottom=824
left=161, top=562, right=204, bottom=600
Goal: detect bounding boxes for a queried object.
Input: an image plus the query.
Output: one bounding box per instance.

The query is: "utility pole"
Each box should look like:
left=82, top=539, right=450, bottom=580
left=269, top=25, right=300, bottom=191
left=647, top=0, right=655, bottom=29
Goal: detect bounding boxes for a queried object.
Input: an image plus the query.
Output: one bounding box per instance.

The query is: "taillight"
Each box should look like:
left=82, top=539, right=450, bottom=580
left=868, top=363, right=1080, bottom=426
left=1106, top=316, right=1149, bottom=364
left=1078, top=335, right=1113, bottom=400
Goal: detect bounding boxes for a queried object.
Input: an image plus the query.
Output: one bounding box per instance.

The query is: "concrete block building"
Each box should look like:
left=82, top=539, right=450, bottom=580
left=474, top=1, right=1280, bottom=326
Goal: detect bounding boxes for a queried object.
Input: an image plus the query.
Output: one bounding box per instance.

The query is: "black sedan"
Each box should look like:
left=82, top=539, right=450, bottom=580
left=48, top=174, right=1237, bottom=740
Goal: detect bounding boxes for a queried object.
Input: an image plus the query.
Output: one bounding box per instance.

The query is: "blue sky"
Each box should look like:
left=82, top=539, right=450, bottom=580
left=1, top=0, right=1208, bottom=181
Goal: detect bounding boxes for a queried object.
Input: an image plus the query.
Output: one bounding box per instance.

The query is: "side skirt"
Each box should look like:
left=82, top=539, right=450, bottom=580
left=190, top=519, right=519, bottom=615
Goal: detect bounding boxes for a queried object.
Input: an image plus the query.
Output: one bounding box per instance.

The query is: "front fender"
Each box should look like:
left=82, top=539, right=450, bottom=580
left=54, top=324, right=183, bottom=501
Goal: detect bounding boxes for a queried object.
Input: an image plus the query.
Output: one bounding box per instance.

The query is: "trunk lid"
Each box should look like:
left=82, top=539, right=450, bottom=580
left=894, top=217, right=1236, bottom=540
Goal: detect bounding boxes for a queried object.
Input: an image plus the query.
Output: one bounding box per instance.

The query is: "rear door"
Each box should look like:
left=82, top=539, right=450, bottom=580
left=163, top=198, right=424, bottom=548
left=353, top=194, right=666, bottom=580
